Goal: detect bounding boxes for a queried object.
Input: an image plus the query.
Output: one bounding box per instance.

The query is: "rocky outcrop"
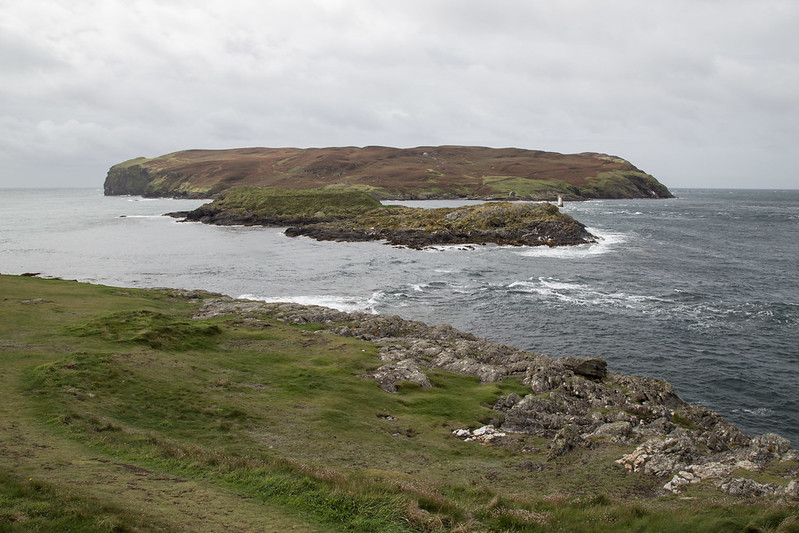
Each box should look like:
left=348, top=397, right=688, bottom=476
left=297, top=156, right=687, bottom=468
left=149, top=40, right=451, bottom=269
left=174, top=190, right=597, bottom=249
left=283, top=218, right=594, bottom=248
left=190, top=295, right=797, bottom=499
left=103, top=146, right=674, bottom=200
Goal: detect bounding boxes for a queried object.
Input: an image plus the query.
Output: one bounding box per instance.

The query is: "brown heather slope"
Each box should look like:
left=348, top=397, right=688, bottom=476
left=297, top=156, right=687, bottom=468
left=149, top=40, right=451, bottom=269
left=103, top=146, right=673, bottom=200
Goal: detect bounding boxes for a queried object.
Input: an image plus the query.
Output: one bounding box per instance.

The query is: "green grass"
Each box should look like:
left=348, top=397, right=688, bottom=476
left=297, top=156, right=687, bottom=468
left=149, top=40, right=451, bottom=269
left=1, top=274, right=796, bottom=531
left=67, top=309, right=222, bottom=349
left=111, top=156, right=150, bottom=169
left=213, top=187, right=383, bottom=219
left=335, top=201, right=574, bottom=233
left=320, top=182, right=394, bottom=198
left=0, top=470, right=177, bottom=532
left=481, top=172, right=673, bottom=201
left=481, top=176, right=582, bottom=199
left=582, top=171, right=672, bottom=199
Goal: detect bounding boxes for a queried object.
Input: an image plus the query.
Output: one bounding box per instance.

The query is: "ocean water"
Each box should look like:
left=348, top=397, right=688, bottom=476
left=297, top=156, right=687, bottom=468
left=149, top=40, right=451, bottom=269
left=1, top=188, right=797, bottom=444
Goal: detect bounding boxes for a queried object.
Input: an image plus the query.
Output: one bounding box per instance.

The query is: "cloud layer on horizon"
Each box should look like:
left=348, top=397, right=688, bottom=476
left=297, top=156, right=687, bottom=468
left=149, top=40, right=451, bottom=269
left=2, top=0, right=798, bottom=189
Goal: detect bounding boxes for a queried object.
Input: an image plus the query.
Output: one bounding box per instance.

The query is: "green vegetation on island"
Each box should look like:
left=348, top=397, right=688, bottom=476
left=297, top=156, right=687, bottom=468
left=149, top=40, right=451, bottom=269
left=103, top=146, right=673, bottom=200
left=1, top=274, right=796, bottom=531
left=179, top=187, right=384, bottom=224
left=175, top=187, right=596, bottom=248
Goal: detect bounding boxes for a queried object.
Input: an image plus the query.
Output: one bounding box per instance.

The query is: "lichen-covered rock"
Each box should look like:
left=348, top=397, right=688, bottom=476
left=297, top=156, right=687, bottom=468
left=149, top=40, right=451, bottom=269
left=750, top=433, right=793, bottom=458
left=720, top=478, right=781, bottom=498
left=785, top=480, right=799, bottom=500
left=368, top=359, right=432, bottom=393
left=617, top=432, right=700, bottom=477
left=548, top=424, right=590, bottom=460
left=452, top=425, right=507, bottom=444
left=678, top=405, right=751, bottom=451
left=560, top=357, right=607, bottom=380
left=589, top=421, right=632, bottom=439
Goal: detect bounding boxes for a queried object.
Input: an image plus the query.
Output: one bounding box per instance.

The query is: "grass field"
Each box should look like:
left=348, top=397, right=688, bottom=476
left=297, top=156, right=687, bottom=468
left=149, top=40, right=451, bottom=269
left=1, top=275, right=796, bottom=531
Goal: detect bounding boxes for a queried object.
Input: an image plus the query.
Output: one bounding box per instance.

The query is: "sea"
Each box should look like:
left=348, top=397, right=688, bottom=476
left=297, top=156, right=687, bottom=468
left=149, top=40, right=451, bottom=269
left=1, top=188, right=797, bottom=445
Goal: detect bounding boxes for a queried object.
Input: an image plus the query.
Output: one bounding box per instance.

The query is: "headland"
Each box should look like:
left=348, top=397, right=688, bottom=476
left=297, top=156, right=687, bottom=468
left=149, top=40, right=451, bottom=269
left=103, top=146, right=673, bottom=201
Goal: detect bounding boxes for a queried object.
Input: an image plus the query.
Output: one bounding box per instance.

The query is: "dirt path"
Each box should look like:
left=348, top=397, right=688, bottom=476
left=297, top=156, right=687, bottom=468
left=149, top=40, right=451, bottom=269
left=0, top=354, right=323, bottom=532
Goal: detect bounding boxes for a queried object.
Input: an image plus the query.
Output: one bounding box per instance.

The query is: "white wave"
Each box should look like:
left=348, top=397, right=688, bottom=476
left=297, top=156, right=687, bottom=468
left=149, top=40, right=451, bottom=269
left=507, top=277, right=661, bottom=309
left=409, top=280, right=470, bottom=293
left=369, top=289, right=411, bottom=308
left=515, top=226, right=628, bottom=258
left=422, top=244, right=482, bottom=252
left=731, top=407, right=775, bottom=417
left=239, top=294, right=376, bottom=313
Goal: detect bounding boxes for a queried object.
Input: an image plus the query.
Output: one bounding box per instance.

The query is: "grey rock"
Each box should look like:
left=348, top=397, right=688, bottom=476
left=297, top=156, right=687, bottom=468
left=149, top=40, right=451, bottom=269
left=785, top=480, right=799, bottom=500
left=560, top=357, right=607, bottom=380
left=368, top=359, right=431, bottom=393
left=590, top=421, right=632, bottom=438
left=720, top=477, right=780, bottom=498
left=548, top=424, right=589, bottom=460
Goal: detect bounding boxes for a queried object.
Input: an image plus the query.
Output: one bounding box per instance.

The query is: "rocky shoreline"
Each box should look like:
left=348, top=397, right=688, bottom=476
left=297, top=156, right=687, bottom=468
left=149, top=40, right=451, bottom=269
left=282, top=218, right=594, bottom=248
left=171, top=191, right=596, bottom=249
left=191, top=294, right=798, bottom=500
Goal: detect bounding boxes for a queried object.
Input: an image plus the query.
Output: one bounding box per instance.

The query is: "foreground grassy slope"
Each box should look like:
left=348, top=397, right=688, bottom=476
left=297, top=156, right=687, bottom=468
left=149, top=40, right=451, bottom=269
left=103, top=146, right=673, bottom=200
left=1, top=275, right=796, bottom=532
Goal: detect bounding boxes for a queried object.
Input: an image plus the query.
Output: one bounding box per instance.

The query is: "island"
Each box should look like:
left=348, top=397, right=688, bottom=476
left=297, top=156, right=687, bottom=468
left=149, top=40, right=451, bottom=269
left=103, top=145, right=673, bottom=200
left=1, top=274, right=796, bottom=531
left=169, top=187, right=597, bottom=248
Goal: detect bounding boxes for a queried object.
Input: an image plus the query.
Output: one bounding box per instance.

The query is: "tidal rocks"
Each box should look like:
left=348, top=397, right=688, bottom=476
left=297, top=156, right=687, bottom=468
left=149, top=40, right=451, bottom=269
left=284, top=218, right=594, bottom=248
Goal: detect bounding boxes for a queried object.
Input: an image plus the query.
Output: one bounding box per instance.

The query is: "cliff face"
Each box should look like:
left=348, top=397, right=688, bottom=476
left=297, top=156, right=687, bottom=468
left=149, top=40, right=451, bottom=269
left=103, top=157, right=151, bottom=196
left=103, top=146, right=673, bottom=200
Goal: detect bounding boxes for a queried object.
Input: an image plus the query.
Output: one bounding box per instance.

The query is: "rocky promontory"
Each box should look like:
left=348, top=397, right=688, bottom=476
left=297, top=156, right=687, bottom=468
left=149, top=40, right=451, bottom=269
left=194, top=295, right=798, bottom=500
left=171, top=187, right=596, bottom=249
left=104, top=145, right=673, bottom=200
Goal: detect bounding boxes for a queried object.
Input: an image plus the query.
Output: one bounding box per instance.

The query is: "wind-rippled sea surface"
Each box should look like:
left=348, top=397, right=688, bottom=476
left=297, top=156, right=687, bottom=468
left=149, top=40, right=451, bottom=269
left=2, top=188, right=797, bottom=444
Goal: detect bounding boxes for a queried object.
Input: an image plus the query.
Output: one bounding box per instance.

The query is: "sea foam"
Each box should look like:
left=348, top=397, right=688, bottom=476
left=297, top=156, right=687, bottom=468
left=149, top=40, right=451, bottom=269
left=515, top=227, right=628, bottom=258
left=239, top=294, right=377, bottom=313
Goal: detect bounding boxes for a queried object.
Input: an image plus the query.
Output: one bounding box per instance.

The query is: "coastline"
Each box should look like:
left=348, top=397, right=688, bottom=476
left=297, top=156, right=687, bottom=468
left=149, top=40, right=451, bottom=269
left=171, top=188, right=597, bottom=249
left=2, top=188, right=797, bottom=446
left=4, top=274, right=796, bottom=501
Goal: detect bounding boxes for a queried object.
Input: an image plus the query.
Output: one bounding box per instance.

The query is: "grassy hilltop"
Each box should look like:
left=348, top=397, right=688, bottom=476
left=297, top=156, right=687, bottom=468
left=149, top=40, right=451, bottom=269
left=103, top=146, right=673, bottom=200
left=1, top=274, right=796, bottom=532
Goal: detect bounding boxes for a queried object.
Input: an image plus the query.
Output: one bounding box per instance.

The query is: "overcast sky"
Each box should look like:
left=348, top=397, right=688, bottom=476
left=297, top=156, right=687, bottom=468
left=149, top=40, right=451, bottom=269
left=2, top=1, right=798, bottom=190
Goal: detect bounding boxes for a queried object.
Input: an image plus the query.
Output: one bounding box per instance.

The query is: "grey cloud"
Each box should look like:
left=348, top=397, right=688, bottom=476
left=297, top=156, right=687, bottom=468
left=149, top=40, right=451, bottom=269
left=1, top=0, right=797, bottom=189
